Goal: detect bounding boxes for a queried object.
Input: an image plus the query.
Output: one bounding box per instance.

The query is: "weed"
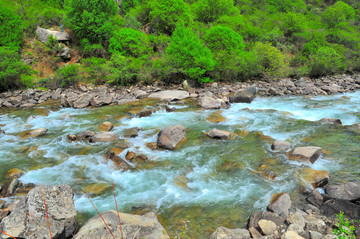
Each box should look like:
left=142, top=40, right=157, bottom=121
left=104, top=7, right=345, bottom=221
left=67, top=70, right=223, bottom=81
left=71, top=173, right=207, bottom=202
left=333, top=211, right=358, bottom=239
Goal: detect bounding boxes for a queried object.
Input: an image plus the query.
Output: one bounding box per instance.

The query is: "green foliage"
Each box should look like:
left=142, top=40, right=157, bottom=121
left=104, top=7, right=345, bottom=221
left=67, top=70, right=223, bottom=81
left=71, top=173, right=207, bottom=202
left=81, top=39, right=107, bottom=58
left=253, top=42, right=287, bottom=77
left=82, top=57, right=110, bottom=85
left=106, top=53, right=138, bottom=85
left=322, top=1, right=355, bottom=28
left=149, top=0, right=192, bottom=35
left=53, top=64, right=80, bottom=87
left=332, top=212, right=357, bottom=239
left=309, top=46, right=346, bottom=77
left=204, top=26, right=244, bottom=53
left=0, top=47, right=34, bottom=92
left=109, top=28, right=150, bottom=57
left=265, top=0, right=307, bottom=13
left=193, top=0, right=238, bottom=23
left=64, top=0, right=118, bottom=43
left=0, top=5, right=23, bottom=51
left=165, top=26, right=216, bottom=84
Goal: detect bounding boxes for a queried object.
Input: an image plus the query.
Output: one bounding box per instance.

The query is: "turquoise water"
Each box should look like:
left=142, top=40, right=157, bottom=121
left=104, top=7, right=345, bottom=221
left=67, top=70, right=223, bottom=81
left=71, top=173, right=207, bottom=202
left=0, top=91, right=360, bottom=237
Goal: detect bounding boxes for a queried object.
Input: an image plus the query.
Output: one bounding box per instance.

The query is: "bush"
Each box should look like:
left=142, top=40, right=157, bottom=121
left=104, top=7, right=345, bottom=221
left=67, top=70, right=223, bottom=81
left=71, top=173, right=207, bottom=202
left=82, top=57, right=110, bottom=85
left=80, top=39, right=107, bottom=58
left=193, top=0, right=238, bottom=23
left=149, top=0, right=192, bottom=35
left=204, top=26, right=244, bottom=53
left=265, top=0, right=307, bottom=13
left=0, top=47, right=34, bottom=92
left=322, top=1, right=355, bottom=28
left=252, top=42, right=288, bottom=77
left=106, top=53, right=138, bottom=86
left=109, top=28, right=150, bottom=57
left=309, top=46, right=346, bottom=77
left=64, top=0, right=118, bottom=43
left=52, top=64, right=80, bottom=88
left=165, top=26, right=216, bottom=84
left=0, top=5, right=23, bottom=51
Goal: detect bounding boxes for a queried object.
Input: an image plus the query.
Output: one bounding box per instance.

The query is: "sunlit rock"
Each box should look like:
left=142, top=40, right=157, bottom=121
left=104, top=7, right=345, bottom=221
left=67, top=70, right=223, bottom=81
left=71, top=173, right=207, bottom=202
left=318, top=117, right=342, bottom=125
left=267, top=192, right=291, bottom=218
left=325, top=182, right=360, bottom=201
left=84, top=183, right=109, bottom=196
left=301, top=168, right=329, bottom=188
left=206, top=128, right=234, bottom=140
left=271, top=140, right=292, bottom=151
left=229, top=86, right=257, bottom=103
left=5, top=168, right=24, bottom=179
left=199, top=96, right=221, bottom=109
left=146, top=142, right=157, bottom=150
left=19, top=127, right=47, bottom=140
left=89, top=132, right=119, bottom=143
left=148, top=90, right=189, bottom=101
left=210, top=226, right=251, bottom=239
left=98, top=121, right=114, bottom=132
left=287, top=146, right=322, bottom=164
left=207, top=110, right=226, bottom=123
left=157, top=125, right=186, bottom=150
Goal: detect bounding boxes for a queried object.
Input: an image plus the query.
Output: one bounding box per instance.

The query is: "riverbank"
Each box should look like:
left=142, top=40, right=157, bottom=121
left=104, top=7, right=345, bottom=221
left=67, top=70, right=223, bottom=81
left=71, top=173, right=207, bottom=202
left=1, top=73, right=360, bottom=109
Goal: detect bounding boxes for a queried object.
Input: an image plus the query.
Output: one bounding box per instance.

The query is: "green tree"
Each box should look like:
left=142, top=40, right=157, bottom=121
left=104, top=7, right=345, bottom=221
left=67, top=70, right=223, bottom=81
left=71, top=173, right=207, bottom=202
left=322, top=1, right=355, bottom=28
left=0, top=47, right=34, bottom=92
left=193, top=0, right=238, bottom=23
left=165, top=26, right=216, bottom=83
left=149, top=0, right=192, bottom=35
left=109, top=28, right=150, bottom=57
left=64, top=0, right=118, bottom=43
left=204, top=26, right=244, bottom=53
left=0, top=5, right=23, bottom=51
left=106, top=53, right=138, bottom=85
left=309, top=46, right=346, bottom=76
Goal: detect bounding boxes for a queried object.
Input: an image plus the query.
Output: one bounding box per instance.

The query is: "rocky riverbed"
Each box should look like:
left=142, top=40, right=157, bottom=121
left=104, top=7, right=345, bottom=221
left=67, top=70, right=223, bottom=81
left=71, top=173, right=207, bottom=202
left=0, top=75, right=360, bottom=238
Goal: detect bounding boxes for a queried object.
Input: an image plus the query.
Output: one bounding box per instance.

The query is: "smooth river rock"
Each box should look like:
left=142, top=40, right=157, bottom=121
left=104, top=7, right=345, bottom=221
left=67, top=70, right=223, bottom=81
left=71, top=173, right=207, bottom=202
left=206, top=128, right=234, bottom=140
left=229, top=86, right=257, bottom=103
left=271, top=140, right=292, bottom=151
left=74, top=211, right=169, bottom=239
left=20, top=127, right=48, bottom=140
left=0, top=185, right=77, bottom=239
left=148, top=90, right=189, bottom=101
left=90, top=132, right=119, bottom=143
left=210, top=226, right=251, bottom=239
left=287, top=146, right=322, bottom=164
left=157, top=125, right=186, bottom=150
left=198, top=96, right=221, bottom=109
left=267, top=193, right=291, bottom=218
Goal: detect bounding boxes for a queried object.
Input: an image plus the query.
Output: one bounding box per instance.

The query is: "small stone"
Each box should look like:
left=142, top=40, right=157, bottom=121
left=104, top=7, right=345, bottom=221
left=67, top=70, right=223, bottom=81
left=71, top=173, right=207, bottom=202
left=7, top=178, right=19, bottom=195
left=287, top=146, right=322, bottom=164
left=89, top=132, right=119, bottom=143
left=210, top=227, right=251, bottom=239
left=249, top=227, right=262, bottom=239
left=145, top=142, right=157, bottom=150
left=19, top=127, right=48, bottom=140
left=5, top=168, right=24, bottom=179
left=309, top=231, right=324, bottom=239
left=206, top=128, right=234, bottom=140
left=281, top=231, right=305, bottom=239
left=98, top=121, right=114, bottom=132
left=123, top=127, right=139, bottom=138
left=267, top=193, right=291, bottom=218
left=271, top=140, right=292, bottom=151
left=126, top=151, right=136, bottom=161
left=286, top=212, right=305, bottom=230
left=258, top=219, right=277, bottom=235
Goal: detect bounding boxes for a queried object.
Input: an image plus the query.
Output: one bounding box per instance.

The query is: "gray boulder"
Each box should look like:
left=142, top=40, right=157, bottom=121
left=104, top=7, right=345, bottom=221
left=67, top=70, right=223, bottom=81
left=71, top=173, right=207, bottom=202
left=36, top=27, right=70, bottom=44
left=325, top=182, right=360, bottom=201
left=271, top=140, right=292, bottom=151
left=73, top=94, right=93, bottom=109
left=74, top=211, right=169, bottom=239
left=148, top=90, right=189, bottom=101
left=90, top=132, right=119, bottom=143
left=206, top=128, right=234, bottom=140
left=210, top=226, right=251, bottom=239
left=0, top=185, right=77, bottom=239
left=319, top=117, right=342, bottom=125
left=198, top=96, right=221, bottom=109
left=229, top=86, right=257, bottom=103
left=267, top=193, right=291, bottom=218
left=157, top=125, right=186, bottom=150
left=288, top=146, right=322, bottom=164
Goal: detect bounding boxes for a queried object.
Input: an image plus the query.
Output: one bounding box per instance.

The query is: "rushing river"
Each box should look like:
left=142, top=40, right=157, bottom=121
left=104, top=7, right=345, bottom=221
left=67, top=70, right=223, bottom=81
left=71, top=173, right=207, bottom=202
left=1, top=91, right=360, bottom=238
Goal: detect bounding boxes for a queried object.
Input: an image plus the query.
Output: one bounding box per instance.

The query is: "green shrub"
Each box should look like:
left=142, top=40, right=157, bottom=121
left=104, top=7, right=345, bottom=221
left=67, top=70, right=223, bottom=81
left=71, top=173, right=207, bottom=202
left=0, top=5, right=23, bottom=51
left=64, top=0, right=118, bottom=43
left=82, top=57, right=110, bottom=85
left=0, top=47, right=34, bottom=92
left=252, top=42, right=288, bottom=77
left=217, top=15, right=260, bottom=41
left=109, top=28, right=150, bottom=57
left=265, top=0, right=307, bottom=13
left=53, top=64, right=80, bottom=88
left=149, top=0, right=192, bottom=35
left=332, top=211, right=357, bottom=239
left=309, top=46, right=346, bottom=77
left=193, top=0, right=238, bottom=23
left=165, top=26, right=216, bottom=84
left=80, top=39, right=107, bottom=58
left=106, top=53, right=138, bottom=86
left=204, top=26, right=244, bottom=53
left=322, top=1, right=355, bottom=28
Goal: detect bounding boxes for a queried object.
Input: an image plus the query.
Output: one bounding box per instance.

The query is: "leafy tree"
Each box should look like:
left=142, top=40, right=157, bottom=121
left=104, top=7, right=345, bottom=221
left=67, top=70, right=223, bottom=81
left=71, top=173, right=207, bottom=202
left=106, top=53, right=138, bottom=85
left=322, top=1, right=355, bottom=28
left=265, top=0, right=307, bottom=13
left=309, top=46, right=346, bottom=76
left=0, top=6, right=23, bottom=51
left=149, top=0, right=192, bottom=35
left=193, top=0, right=238, bottom=23
left=0, top=47, right=34, bottom=92
left=64, top=0, right=118, bottom=43
left=253, top=42, right=288, bottom=77
left=53, top=64, right=80, bottom=87
left=165, top=26, right=216, bottom=83
left=204, top=26, right=244, bottom=53
left=109, top=28, right=150, bottom=57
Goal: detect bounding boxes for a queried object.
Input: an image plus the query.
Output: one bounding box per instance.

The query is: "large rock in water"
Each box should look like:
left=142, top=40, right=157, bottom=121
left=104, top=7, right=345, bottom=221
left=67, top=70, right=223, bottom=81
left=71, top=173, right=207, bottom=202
left=90, top=132, right=119, bottom=143
left=74, top=211, right=169, bottom=239
left=210, top=226, right=251, bottom=239
left=206, top=128, right=234, bottom=140
left=229, top=86, right=257, bottom=103
left=148, top=90, right=189, bottom=101
left=0, top=185, right=77, bottom=239
left=73, top=94, right=93, bottom=109
left=36, top=27, right=70, bottom=43
left=20, top=127, right=48, bottom=140
left=271, top=140, right=292, bottom=151
left=198, top=96, right=221, bottom=109
left=157, top=125, right=186, bottom=150
left=325, top=182, right=360, bottom=201
left=287, top=146, right=322, bottom=164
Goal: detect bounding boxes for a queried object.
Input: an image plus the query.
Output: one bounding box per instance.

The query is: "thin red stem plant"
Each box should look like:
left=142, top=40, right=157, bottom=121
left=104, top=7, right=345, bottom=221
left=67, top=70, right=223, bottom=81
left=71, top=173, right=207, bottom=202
left=86, top=195, right=116, bottom=239
left=0, top=230, right=16, bottom=239
left=40, top=184, right=53, bottom=239
left=112, top=179, right=124, bottom=239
